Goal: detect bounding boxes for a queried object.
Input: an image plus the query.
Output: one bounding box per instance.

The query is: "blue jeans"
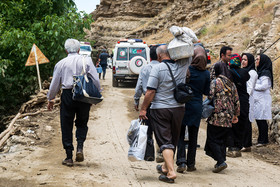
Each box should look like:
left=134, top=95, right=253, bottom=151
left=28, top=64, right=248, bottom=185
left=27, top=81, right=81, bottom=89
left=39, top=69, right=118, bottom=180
left=101, top=66, right=107, bottom=79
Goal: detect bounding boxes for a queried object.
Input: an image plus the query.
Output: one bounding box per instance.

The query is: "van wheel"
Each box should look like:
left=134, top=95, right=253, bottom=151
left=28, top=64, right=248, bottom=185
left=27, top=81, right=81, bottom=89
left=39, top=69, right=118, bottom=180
left=112, top=77, right=118, bottom=87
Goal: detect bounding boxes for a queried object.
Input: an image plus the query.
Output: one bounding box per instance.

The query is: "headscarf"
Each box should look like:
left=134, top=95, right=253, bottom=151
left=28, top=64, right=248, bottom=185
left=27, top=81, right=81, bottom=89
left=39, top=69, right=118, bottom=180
left=191, top=46, right=207, bottom=71
left=241, top=53, right=255, bottom=71
left=229, top=53, right=241, bottom=68
left=214, top=61, right=232, bottom=81
left=257, top=54, right=273, bottom=89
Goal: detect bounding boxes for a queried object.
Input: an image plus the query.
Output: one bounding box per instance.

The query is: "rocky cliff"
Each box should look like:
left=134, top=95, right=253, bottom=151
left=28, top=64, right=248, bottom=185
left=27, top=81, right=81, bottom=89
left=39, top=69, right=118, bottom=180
left=85, top=0, right=280, bottom=61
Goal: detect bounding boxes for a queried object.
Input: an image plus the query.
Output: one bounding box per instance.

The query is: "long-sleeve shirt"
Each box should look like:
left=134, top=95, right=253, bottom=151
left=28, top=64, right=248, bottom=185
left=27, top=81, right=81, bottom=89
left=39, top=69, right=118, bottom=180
left=134, top=60, right=160, bottom=105
left=207, top=75, right=240, bottom=128
left=47, top=53, right=100, bottom=101
left=252, top=76, right=272, bottom=120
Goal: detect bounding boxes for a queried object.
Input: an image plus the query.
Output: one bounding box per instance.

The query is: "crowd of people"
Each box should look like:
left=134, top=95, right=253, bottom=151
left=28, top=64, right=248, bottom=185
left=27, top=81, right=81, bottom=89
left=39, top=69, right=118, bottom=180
left=45, top=38, right=274, bottom=184
left=135, top=44, right=273, bottom=183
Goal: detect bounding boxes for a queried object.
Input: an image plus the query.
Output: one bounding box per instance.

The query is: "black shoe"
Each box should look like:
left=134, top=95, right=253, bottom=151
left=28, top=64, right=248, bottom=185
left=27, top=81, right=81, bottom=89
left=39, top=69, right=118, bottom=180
left=212, top=162, right=227, bottom=173
left=156, top=165, right=168, bottom=175
left=187, top=165, right=196, bottom=172
left=144, top=156, right=155, bottom=161
left=158, top=174, right=175, bottom=183
left=62, top=158, right=73, bottom=167
left=76, top=148, right=84, bottom=162
left=176, top=163, right=186, bottom=173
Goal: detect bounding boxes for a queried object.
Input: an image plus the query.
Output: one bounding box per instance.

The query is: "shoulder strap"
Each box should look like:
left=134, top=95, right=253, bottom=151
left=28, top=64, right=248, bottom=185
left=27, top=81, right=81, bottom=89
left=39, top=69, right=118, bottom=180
left=82, top=57, right=89, bottom=82
left=164, top=62, right=177, bottom=87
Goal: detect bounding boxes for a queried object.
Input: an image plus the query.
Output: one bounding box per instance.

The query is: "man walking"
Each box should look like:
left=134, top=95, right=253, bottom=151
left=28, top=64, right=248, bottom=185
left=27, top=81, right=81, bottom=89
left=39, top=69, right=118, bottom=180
left=47, top=38, right=100, bottom=167
left=139, top=45, right=191, bottom=183
left=98, top=49, right=110, bottom=79
left=134, top=45, right=163, bottom=162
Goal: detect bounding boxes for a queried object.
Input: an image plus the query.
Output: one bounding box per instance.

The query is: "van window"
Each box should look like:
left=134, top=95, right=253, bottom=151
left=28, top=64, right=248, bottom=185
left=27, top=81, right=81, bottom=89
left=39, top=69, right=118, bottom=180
left=129, top=48, right=147, bottom=60
left=117, top=48, right=128, bottom=61
left=80, top=45, right=91, bottom=52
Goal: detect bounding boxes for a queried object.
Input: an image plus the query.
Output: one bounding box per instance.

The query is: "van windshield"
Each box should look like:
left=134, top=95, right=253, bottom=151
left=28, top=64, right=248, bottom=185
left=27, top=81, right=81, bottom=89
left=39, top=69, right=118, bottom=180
left=129, top=48, right=146, bottom=60
left=80, top=45, right=91, bottom=51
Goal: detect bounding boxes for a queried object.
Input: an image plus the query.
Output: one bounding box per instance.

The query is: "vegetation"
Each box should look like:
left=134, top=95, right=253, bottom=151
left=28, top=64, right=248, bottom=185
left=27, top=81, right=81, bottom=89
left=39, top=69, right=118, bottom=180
left=0, top=0, right=94, bottom=129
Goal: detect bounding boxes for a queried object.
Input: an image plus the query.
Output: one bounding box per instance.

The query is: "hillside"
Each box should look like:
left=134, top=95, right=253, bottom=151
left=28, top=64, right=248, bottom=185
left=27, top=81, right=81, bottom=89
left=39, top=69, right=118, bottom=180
left=86, top=0, right=279, bottom=94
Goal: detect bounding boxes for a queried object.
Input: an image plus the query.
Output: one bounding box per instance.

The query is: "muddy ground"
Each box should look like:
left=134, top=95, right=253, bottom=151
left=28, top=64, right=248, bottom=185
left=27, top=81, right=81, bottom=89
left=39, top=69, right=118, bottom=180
left=1, top=70, right=280, bottom=187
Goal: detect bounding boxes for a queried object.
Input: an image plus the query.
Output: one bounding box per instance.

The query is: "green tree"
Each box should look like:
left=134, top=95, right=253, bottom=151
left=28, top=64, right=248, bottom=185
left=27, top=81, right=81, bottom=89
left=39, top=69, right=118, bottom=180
left=0, top=0, right=94, bottom=128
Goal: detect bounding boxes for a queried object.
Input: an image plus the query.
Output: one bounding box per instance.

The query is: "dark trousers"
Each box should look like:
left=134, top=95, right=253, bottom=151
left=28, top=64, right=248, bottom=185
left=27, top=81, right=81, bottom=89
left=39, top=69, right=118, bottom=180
left=150, top=107, right=185, bottom=152
left=176, top=125, right=199, bottom=167
left=228, top=116, right=246, bottom=150
left=144, top=107, right=155, bottom=159
left=243, top=120, right=252, bottom=147
left=102, top=66, right=107, bottom=79
left=60, top=89, right=91, bottom=151
left=205, top=124, right=230, bottom=165
left=256, top=120, right=269, bottom=144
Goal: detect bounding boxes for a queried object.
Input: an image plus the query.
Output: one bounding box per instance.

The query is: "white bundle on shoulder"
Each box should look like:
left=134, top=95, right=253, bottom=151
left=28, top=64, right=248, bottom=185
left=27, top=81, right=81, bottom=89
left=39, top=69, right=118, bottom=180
left=168, top=26, right=198, bottom=60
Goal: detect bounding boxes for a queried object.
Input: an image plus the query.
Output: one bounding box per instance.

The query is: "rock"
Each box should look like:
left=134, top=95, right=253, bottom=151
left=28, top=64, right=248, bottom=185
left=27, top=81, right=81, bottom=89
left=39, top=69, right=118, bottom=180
left=260, top=23, right=270, bottom=34
left=274, top=114, right=280, bottom=122
left=229, top=0, right=251, bottom=16
left=9, top=135, right=34, bottom=145
left=45, top=125, right=53, bottom=132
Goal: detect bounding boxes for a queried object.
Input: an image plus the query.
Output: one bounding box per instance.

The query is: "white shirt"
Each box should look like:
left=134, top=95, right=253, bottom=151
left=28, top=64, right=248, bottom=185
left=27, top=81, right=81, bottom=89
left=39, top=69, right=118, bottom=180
left=47, top=53, right=100, bottom=100
left=252, top=76, right=272, bottom=120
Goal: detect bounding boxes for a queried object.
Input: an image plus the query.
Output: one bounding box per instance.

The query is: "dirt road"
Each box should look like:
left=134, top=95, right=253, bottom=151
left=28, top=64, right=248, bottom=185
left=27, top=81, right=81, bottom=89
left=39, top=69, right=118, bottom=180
left=1, top=70, right=280, bottom=187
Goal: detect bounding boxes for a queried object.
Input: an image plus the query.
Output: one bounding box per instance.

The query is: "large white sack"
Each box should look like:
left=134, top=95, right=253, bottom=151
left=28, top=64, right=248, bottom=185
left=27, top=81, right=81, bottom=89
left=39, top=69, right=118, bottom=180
left=168, top=26, right=198, bottom=60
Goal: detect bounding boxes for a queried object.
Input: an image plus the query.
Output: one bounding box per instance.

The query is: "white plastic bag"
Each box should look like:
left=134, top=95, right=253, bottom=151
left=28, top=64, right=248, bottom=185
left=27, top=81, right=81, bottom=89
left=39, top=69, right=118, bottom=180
left=127, top=119, right=148, bottom=161
left=168, top=26, right=198, bottom=60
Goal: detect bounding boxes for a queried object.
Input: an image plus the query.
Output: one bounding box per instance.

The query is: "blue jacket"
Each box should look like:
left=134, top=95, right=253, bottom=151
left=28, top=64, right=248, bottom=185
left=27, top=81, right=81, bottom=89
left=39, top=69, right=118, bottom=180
left=183, top=66, right=210, bottom=127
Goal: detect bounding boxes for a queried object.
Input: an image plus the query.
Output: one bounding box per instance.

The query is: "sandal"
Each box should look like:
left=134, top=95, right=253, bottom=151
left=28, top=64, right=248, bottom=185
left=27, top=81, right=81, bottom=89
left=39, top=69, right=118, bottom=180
left=156, top=165, right=168, bottom=175
left=158, top=174, right=175, bottom=183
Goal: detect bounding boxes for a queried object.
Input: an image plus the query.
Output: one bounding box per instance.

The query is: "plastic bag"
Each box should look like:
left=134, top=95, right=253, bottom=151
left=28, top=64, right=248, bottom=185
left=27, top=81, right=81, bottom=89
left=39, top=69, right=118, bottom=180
left=184, top=126, right=189, bottom=141
left=168, top=26, right=198, bottom=60
left=127, top=119, right=140, bottom=145
left=201, top=98, right=214, bottom=119
left=127, top=119, right=148, bottom=161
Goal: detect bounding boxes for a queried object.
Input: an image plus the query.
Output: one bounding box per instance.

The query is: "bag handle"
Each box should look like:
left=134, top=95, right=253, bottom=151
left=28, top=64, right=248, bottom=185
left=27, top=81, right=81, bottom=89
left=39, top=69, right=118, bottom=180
left=164, top=62, right=177, bottom=87
left=82, top=57, right=89, bottom=83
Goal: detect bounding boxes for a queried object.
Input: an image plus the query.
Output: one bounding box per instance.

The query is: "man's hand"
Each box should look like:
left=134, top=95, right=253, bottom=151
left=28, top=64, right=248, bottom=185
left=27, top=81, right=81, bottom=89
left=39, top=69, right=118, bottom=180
left=47, top=100, right=54, bottom=111
left=139, top=109, right=148, bottom=120
left=134, top=104, right=139, bottom=111
left=232, top=116, right=238, bottom=124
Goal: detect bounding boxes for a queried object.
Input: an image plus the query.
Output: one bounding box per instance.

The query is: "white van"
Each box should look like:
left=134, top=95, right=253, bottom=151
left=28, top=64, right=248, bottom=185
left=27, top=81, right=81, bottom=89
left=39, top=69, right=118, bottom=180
left=79, top=42, right=92, bottom=57
left=112, top=39, right=150, bottom=87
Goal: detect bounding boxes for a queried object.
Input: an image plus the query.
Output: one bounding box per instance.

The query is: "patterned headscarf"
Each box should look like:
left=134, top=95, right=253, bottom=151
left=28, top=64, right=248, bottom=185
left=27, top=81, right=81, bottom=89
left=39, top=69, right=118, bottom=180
left=214, top=61, right=232, bottom=81
left=229, top=53, right=241, bottom=68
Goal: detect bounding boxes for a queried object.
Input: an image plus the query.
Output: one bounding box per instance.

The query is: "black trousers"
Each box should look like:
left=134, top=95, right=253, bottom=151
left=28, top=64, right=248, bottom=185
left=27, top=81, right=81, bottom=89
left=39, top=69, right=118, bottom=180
left=60, top=89, right=91, bottom=151
left=176, top=125, right=199, bottom=167
left=256, top=120, right=269, bottom=144
left=243, top=120, right=252, bottom=147
left=205, top=124, right=230, bottom=165
left=227, top=117, right=246, bottom=150
left=144, top=106, right=155, bottom=159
